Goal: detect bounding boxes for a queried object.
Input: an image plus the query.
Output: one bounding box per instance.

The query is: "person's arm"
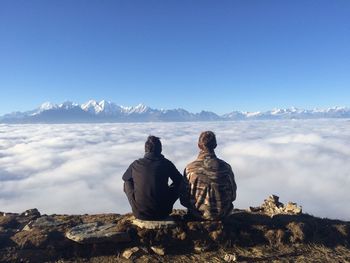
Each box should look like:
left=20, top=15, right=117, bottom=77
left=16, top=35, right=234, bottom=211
left=179, top=168, right=191, bottom=208
left=228, top=166, right=237, bottom=201
left=168, top=162, right=183, bottom=191
left=122, top=164, right=134, bottom=199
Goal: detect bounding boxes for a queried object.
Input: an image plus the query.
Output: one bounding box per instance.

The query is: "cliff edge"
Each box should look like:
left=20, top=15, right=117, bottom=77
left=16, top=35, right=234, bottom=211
left=1, top=196, right=349, bottom=263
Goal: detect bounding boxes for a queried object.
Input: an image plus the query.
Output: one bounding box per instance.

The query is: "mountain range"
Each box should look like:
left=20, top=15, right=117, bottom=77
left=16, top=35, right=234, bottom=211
left=1, top=100, right=350, bottom=123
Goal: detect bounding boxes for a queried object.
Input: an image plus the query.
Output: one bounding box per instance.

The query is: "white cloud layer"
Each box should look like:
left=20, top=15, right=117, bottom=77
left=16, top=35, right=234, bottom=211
left=0, top=120, right=349, bottom=220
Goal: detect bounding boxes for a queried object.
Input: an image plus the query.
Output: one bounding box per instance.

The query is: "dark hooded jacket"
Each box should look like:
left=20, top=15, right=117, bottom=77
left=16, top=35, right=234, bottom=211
left=122, top=152, right=182, bottom=220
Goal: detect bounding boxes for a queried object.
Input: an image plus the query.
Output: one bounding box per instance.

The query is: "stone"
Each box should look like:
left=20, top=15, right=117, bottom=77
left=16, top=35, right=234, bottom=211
left=1, top=212, right=18, bottom=217
left=23, top=216, right=64, bottom=231
left=224, top=253, right=237, bottom=262
left=21, top=209, right=41, bottom=218
left=11, top=229, right=49, bottom=249
left=132, top=218, right=176, bottom=229
left=193, top=240, right=211, bottom=253
left=0, top=216, right=19, bottom=229
left=249, top=195, right=302, bottom=217
left=150, top=246, right=165, bottom=255
left=65, top=222, right=131, bottom=244
left=209, top=230, right=223, bottom=241
left=170, top=227, right=187, bottom=241
left=284, top=202, right=302, bottom=215
left=264, top=229, right=285, bottom=246
left=122, top=246, right=141, bottom=259
left=194, top=244, right=210, bottom=253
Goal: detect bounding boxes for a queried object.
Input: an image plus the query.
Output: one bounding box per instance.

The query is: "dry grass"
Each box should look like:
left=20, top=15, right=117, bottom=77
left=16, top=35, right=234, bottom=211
left=51, top=245, right=350, bottom=263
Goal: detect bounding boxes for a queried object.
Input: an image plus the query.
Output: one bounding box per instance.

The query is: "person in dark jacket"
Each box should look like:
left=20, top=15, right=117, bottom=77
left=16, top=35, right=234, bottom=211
left=122, top=135, right=182, bottom=220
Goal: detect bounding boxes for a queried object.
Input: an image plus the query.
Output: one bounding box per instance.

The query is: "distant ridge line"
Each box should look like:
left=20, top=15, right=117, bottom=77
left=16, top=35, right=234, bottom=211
left=1, top=100, right=350, bottom=123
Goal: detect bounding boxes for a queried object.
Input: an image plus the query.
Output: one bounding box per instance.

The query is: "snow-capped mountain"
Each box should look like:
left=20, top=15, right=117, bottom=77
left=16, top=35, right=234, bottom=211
left=81, top=100, right=122, bottom=115
left=0, top=100, right=349, bottom=123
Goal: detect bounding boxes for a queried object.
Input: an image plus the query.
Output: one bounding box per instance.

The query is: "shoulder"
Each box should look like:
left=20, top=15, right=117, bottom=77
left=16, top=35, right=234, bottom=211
left=132, top=157, right=146, bottom=167
left=216, top=157, right=232, bottom=168
left=185, top=159, right=203, bottom=174
left=186, top=158, right=201, bottom=168
left=162, top=157, right=175, bottom=166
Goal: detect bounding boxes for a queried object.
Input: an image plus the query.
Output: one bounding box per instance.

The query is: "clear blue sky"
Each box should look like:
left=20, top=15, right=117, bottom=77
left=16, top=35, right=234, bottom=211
left=0, top=0, right=349, bottom=115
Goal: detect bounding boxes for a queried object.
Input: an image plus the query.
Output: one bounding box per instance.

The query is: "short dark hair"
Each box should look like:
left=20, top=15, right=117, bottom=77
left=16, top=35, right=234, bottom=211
left=145, top=135, right=162, bottom=154
left=198, top=131, right=217, bottom=151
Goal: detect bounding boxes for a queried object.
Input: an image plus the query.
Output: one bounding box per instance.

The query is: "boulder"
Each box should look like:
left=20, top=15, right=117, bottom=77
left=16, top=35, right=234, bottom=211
left=23, top=216, right=64, bottom=231
left=21, top=208, right=41, bottom=218
left=11, top=229, right=50, bottom=249
left=249, top=195, right=302, bottom=216
left=65, top=222, right=131, bottom=244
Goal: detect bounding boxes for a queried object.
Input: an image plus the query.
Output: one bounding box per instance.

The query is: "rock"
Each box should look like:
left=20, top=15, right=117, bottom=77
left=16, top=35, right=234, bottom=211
left=65, top=222, right=131, bottom=244
left=264, top=229, right=285, bottom=246
left=193, top=240, right=212, bottom=253
left=122, top=246, right=141, bottom=259
left=249, top=195, right=302, bottom=217
left=284, top=202, right=302, bottom=214
left=23, top=216, right=64, bottom=231
left=1, top=200, right=349, bottom=262
left=194, top=244, right=210, bottom=253
left=209, top=230, right=223, bottom=241
left=11, top=229, right=49, bottom=249
left=0, top=216, right=20, bottom=229
left=150, top=245, right=165, bottom=255
left=132, top=218, right=176, bottom=229
left=21, top=208, right=41, bottom=218
left=1, top=212, right=18, bottom=217
left=172, top=228, right=186, bottom=240
left=224, top=253, right=237, bottom=262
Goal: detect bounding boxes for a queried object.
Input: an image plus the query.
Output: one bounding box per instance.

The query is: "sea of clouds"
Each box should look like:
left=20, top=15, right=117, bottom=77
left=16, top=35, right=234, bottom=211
left=0, top=120, right=349, bottom=220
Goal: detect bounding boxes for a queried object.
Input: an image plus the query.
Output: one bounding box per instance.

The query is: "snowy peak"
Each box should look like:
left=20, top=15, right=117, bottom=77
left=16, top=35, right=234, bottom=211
left=133, top=103, right=149, bottom=113
left=223, top=106, right=350, bottom=120
left=58, top=101, right=79, bottom=110
left=1, top=101, right=350, bottom=123
left=81, top=100, right=122, bottom=115
left=81, top=100, right=100, bottom=113
left=120, top=103, right=150, bottom=114
left=38, top=102, right=58, bottom=112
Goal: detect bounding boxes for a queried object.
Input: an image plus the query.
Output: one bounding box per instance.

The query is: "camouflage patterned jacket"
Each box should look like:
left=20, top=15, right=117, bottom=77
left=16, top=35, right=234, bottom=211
left=180, top=150, right=237, bottom=220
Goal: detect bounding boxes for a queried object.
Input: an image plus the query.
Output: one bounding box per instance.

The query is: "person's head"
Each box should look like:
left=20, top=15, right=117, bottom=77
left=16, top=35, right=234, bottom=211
left=198, top=131, right=217, bottom=151
left=145, top=135, right=162, bottom=154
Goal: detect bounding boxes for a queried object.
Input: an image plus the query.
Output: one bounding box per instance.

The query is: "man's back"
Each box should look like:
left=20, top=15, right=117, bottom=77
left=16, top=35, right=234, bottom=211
left=180, top=131, right=237, bottom=220
left=123, top=141, right=182, bottom=220
left=181, top=151, right=236, bottom=220
left=128, top=153, right=181, bottom=212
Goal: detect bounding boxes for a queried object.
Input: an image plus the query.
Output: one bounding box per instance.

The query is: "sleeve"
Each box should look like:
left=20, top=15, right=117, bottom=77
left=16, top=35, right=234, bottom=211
left=228, top=166, right=237, bottom=201
left=122, top=164, right=134, bottom=199
left=179, top=168, right=191, bottom=208
left=122, top=164, right=133, bottom=182
left=168, top=161, right=183, bottom=191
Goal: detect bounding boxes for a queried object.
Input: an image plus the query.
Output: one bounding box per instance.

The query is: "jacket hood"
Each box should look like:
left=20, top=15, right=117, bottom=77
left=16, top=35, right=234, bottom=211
left=197, top=150, right=216, bottom=160
left=144, top=152, right=164, bottom=160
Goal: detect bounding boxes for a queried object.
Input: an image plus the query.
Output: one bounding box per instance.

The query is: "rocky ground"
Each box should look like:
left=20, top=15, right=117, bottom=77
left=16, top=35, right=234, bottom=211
left=1, top=196, right=349, bottom=263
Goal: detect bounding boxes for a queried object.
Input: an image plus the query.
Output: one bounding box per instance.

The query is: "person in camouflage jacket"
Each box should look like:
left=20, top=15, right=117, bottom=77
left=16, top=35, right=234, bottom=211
left=180, top=131, right=237, bottom=220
